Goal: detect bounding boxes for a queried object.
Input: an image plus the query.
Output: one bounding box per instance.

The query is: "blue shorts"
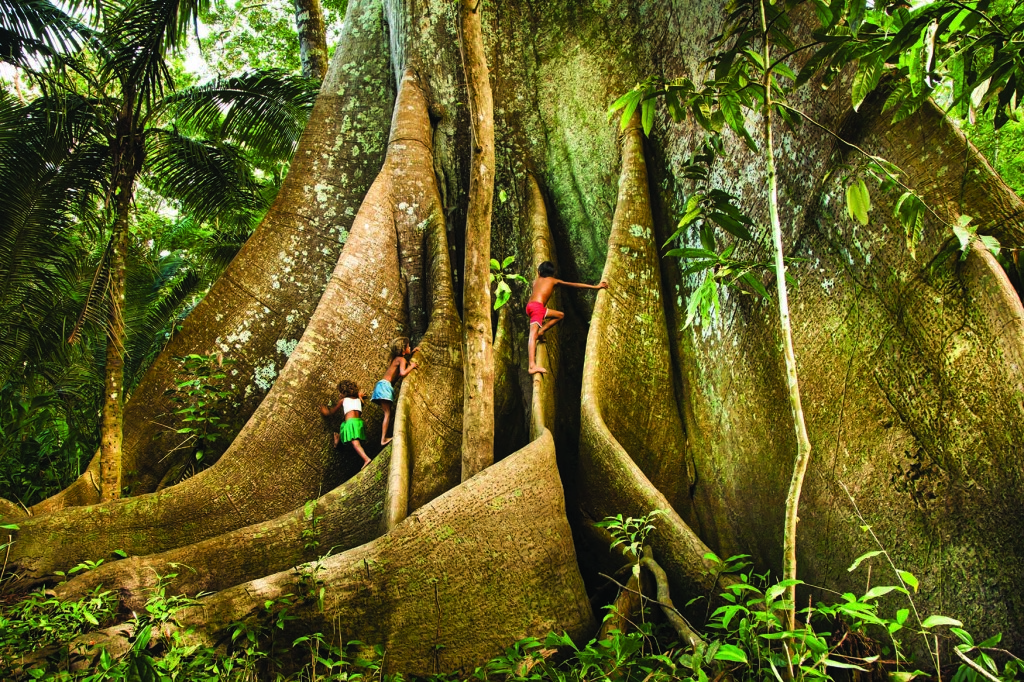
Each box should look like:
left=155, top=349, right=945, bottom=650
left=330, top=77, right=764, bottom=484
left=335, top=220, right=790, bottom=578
left=371, top=379, right=394, bottom=404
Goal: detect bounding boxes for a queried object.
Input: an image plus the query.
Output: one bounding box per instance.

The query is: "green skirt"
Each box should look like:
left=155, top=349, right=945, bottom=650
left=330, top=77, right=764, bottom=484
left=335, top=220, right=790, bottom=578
left=340, top=417, right=365, bottom=443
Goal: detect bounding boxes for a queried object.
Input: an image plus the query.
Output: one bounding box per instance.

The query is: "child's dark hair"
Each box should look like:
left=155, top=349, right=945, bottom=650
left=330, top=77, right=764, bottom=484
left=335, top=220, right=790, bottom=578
left=390, top=336, right=410, bottom=359
left=336, top=379, right=359, bottom=397
left=538, top=261, right=556, bottom=277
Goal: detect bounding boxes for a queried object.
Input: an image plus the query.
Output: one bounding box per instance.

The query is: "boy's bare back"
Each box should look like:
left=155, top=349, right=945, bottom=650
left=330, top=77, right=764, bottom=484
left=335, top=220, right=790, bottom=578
left=530, top=276, right=558, bottom=306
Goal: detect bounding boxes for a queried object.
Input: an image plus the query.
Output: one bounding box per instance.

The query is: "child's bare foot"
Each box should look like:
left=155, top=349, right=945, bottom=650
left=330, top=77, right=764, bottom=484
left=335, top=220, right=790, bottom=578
left=333, top=433, right=340, bottom=446
left=528, top=364, right=547, bottom=375
left=360, top=457, right=371, bottom=469
left=381, top=436, right=393, bottom=447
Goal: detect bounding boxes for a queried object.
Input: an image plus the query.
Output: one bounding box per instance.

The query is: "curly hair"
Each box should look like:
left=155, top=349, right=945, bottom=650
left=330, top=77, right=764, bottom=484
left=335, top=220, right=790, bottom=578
left=390, top=336, right=411, bottom=359
left=336, top=379, right=359, bottom=397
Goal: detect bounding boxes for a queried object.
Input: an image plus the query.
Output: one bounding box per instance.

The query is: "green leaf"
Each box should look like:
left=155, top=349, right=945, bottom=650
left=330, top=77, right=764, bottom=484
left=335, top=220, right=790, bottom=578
left=641, top=98, right=655, bottom=136
left=713, top=644, right=748, bottom=664
left=489, top=258, right=500, bottom=271
left=825, top=659, right=868, bottom=671
left=700, top=225, right=716, bottom=252
left=898, top=570, right=919, bottom=592
left=741, top=272, right=769, bottom=298
left=621, top=91, right=641, bottom=130
left=846, top=178, right=871, bottom=225
left=709, top=212, right=756, bottom=241
left=862, top=585, right=901, bottom=601
left=921, top=615, right=962, bottom=629
left=848, top=550, right=883, bottom=572
left=980, top=234, right=1000, bottom=258
left=498, top=189, right=507, bottom=203
left=852, top=53, right=884, bottom=112
left=0, top=523, right=19, bottom=530
left=950, top=627, right=975, bottom=647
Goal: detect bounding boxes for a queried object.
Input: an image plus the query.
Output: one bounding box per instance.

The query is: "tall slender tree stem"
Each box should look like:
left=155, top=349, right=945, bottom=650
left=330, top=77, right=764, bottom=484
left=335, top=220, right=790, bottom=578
left=458, top=0, right=495, bottom=480
left=759, top=0, right=813, bottom=633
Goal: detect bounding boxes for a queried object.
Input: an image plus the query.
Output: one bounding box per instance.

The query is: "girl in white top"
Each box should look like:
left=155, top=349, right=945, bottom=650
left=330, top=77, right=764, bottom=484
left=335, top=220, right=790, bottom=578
left=319, top=379, right=371, bottom=468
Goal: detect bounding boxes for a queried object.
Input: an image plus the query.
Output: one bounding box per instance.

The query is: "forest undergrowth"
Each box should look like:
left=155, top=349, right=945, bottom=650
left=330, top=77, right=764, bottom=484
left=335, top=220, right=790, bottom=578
left=1, top=512, right=1018, bottom=682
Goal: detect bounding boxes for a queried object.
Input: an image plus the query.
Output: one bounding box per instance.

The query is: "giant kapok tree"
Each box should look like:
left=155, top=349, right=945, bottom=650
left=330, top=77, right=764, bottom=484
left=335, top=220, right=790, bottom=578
left=2, top=0, right=1024, bottom=673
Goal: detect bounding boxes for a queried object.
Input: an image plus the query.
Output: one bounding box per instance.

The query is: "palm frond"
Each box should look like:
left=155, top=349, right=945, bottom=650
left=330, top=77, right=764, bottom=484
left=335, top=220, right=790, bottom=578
left=0, top=0, right=91, bottom=66
left=144, top=126, right=267, bottom=224
left=165, top=70, right=318, bottom=162
left=101, top=0, right=209, bottom=107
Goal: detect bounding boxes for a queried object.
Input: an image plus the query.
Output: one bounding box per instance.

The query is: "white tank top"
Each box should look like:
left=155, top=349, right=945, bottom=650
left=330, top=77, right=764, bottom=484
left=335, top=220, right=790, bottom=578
left=342, top=397, right=362, bottom=414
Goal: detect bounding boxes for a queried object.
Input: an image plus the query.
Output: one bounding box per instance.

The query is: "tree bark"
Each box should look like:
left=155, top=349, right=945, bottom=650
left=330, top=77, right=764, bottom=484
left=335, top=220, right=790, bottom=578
left=98, top=109, right=143, bottom=503
left=458, top=0, right=496, bottom=481
left=579, top=112, right=718, bottom=616
left=98, top=216, right=127, bottom=503
left=292, top=0, right=329, bottom=81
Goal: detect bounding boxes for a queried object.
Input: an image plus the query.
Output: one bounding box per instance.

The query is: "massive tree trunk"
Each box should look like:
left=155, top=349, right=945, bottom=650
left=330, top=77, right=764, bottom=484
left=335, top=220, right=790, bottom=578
left=5, top=0, right=1024, bottom=671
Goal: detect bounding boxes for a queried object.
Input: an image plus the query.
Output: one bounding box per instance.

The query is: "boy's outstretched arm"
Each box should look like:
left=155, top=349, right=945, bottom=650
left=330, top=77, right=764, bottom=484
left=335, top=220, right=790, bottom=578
left=557, top=279, right=609, bottom=290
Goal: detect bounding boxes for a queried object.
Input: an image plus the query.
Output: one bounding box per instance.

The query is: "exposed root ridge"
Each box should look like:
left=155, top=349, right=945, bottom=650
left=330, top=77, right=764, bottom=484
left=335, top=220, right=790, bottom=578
left=579, top=113, right=720, bottom=605
left=57, top=431, right=593, bottom=676
left=382, top=71, right=463, bottom=529
left=55, top=451, right=391, bottom=609
left=527, top=174, right=560, bottom=440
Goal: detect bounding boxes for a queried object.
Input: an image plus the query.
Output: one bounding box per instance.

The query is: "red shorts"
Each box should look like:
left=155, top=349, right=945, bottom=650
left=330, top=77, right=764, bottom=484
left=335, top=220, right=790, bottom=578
left=526, top=301, right=547, bottom=326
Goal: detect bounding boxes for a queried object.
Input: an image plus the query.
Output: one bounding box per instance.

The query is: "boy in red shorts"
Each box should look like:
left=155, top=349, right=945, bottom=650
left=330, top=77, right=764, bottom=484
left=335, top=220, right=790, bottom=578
left=527, top=261, right=607, bottom=375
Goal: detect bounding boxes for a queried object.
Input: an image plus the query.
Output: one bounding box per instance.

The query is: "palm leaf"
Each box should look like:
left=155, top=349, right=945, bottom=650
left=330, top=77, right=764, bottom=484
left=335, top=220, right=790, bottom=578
left=144, top=126, right=267, bottom=223
left=0, top=0, right=91, bottom=66
left=100, top=0, right=209, bottom=107
left=165, top=70, right=318, bottom=162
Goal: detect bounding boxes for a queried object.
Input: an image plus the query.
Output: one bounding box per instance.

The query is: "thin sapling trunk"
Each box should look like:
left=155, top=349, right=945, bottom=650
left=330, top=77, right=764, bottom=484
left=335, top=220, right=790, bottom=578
left=458, top=0, right=496, bottom=480
left=759, top=0, right=813, bottom=632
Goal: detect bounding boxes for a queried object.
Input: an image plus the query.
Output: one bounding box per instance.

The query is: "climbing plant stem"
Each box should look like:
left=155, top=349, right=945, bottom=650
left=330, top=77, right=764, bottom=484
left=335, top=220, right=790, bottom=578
left=759, top=0, right=813, bottom=634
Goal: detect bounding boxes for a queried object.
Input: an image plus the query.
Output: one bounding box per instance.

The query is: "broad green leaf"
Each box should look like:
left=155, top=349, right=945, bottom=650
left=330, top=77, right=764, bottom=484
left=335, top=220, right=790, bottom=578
left=719, top=94, right=746, bottom=137
left=489, top=258, right=500, bottom=271
left=641, top=98, right=655, bottom=136
left=852, top=53, right=883, bottom=111
left=862, top=585, right=900, bottom=601
left=980, top=234, right=1000, bottom=258
left=502, top=255, right=514, bottom=269
left=921, top=615, right=962, bottom=629
left=498, top=189, right=507, bottom=203
left=741, top=272, right=769, bottom=298
left=713, top=644, right=748, bottom=664
left=665, top=247, right=718, bottom=259
left=709, top=212, right=756, bottom=241
left=848, top=549, right=883, bottom=572
left=950, top=627, right=974, bottom=647
left=846, top=178, right=871, bottom=225
left=621, top=91, right=641, bottom=130
left=898, top=570, right=919, bottom=592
